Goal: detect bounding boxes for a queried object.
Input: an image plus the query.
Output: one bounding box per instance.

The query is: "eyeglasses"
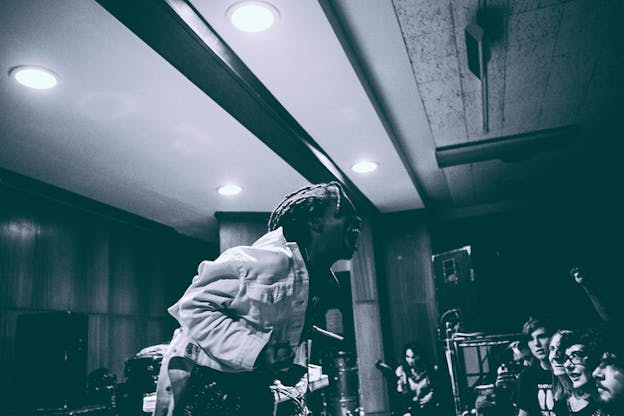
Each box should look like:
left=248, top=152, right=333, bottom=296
left=560, top=351, right=587, bottom=365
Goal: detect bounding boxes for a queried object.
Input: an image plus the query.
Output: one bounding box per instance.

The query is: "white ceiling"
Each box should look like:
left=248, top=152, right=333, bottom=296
left=1, top=0, right=621, bottom=243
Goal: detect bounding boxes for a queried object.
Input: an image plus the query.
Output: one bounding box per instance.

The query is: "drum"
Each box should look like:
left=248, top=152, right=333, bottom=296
left=326, top=351, right=359, bottom=398
left=327, top=395, right=360, bottom=416
left=121, top=352, right=165, bottom=416
left=124, top=354, right=162, bottom=393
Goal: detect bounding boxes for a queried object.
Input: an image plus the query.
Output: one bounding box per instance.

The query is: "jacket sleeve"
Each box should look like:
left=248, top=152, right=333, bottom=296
left=175, top=249, right=269, bottom=371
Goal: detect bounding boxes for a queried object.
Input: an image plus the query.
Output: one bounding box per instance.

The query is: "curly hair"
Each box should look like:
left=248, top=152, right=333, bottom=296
left=268, top=182, right=353, bottom=244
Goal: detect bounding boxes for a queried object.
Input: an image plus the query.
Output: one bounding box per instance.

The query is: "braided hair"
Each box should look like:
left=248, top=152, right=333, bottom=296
left=268, top=182, right=349, bottom=245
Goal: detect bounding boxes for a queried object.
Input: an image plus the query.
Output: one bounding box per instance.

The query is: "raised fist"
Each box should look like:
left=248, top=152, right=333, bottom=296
left=569, top=266, right=585, bottom=285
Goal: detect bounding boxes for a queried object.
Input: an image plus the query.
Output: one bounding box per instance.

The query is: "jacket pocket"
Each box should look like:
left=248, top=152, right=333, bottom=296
left=245, top=281, right=294, bottom=327
left=246, top=281, right=294, bottom=304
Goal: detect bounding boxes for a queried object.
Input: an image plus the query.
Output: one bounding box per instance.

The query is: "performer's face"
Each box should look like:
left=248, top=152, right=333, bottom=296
left=314, top=196, right=361, bottom=260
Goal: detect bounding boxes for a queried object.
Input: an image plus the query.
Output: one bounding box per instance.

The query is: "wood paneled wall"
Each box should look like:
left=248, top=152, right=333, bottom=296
left=377, top=211, right=438, bottom=365
left=216, top=212, right=269, bottom=251
left=0, top=177, right=215, bottom=410
left=350, top=217, right=389, bottom=416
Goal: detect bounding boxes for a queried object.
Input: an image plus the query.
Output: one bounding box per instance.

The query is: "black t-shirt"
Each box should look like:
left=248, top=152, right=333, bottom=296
left=552, top=399, right=601, bottom=416
left=517, top=364, right=557, bottom=416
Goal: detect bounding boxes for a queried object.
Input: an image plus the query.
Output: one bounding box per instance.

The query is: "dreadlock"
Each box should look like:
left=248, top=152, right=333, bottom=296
left=268, top=182, right=346, bottom=245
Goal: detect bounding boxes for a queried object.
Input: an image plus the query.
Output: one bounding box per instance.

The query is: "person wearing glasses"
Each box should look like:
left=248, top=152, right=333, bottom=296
left=549, top=330, right=574, bottom=405
left=552, top=330, right=601, bottom=416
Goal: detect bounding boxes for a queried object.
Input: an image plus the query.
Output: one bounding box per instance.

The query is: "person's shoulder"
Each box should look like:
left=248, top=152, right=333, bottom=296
left=232, top=245, right=294, bottom=281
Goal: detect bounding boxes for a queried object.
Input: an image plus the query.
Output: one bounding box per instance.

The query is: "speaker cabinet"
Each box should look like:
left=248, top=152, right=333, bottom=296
left=432, top=246, right=480, bottom=330
left=15, top=311, right=88, bottom=411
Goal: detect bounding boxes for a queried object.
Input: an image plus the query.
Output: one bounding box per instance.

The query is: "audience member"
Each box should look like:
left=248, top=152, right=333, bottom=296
left=395, top=342, right=437, bottom=416
left=516, top=317, right=557, bottom=416
left=549, top=330, right=574, bottom=403
left=552, top=330, right=601, bottom=415
left=570, top=266, right=617, bottom=325
left=493, top=339, right=532, bottom=412
left=592, top=330, right=624, bottom=415
left=510, top=340, right=535, bottom=370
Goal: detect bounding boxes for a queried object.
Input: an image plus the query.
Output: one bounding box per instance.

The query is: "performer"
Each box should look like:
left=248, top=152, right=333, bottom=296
left=395, top=342, right=437, bottom=416
left=153, top=182, right=361, bottom=416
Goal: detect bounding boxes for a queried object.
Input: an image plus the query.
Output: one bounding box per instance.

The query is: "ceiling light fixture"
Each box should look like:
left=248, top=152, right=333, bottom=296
left=227, top=1, right=279, bottom=33
left=352, top=161, right=378, bottom=174
left=10, top=65, right=59, bottom=90
left=218, top=184, right=243, bottom=196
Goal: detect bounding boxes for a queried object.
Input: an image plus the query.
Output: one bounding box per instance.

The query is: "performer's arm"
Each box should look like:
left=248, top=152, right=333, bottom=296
left=177, top=250, right=268, bottom=371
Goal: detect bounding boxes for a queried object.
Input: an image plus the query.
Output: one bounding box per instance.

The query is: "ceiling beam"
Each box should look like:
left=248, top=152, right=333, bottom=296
left=318, top=0, right=433, bottom=209
left=95, top=0, right=378, bottom=215
left=435, top=125, right=579, bottom=168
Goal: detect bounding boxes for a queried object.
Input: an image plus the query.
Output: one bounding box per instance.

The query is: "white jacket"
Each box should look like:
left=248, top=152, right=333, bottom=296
left=153, top=228, right=309, bottom=416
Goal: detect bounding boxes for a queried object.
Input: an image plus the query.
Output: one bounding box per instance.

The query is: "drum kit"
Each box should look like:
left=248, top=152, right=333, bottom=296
left=117, top=345, right=361, bottom=416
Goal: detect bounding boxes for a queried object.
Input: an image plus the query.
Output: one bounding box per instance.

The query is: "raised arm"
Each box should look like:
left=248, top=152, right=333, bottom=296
left=570, top=266, right=615, bottom=324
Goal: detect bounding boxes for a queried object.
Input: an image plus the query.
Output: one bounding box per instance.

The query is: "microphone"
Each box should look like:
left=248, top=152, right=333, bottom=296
left=375, top=360, right=394, bottom=372
left=311, top=325, right=344, bottom=341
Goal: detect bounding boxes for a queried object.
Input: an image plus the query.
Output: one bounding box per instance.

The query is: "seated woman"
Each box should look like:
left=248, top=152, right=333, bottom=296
left=395, top=342, right=437, bottom=416
left=553, top=330, right=601, bottom=416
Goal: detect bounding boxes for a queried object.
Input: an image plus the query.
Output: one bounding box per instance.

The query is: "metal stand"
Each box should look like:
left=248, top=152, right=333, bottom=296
left=444, top=332, right=520, bottom=416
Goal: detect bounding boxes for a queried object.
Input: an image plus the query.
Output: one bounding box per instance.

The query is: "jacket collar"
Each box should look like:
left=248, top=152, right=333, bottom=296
left=252, top=227, right=289, bottom=248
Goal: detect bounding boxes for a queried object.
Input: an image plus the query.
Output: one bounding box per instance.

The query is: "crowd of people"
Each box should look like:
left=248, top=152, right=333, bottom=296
left=480, top=267, right=623, bottom=416
left=388, top=266, right=624, bottom=416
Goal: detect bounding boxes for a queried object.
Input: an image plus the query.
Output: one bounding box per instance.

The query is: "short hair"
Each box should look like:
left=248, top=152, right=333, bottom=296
left=521, top=317, right=552, bottom=338
left=268, top=182, right=354, bottom=244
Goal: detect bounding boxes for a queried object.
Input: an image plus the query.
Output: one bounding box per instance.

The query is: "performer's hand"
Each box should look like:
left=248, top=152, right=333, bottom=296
left=255, top=342, right=294, bottom=374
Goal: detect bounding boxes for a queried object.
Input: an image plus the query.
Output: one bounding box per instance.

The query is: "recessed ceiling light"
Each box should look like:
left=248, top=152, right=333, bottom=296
left=10, top=66, right=59, bottom=90
left=227, top=1, right=279, bottom=33
left=352, top=161, right=378, bottom=174
left=218, top=184, right=243, bottom=196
